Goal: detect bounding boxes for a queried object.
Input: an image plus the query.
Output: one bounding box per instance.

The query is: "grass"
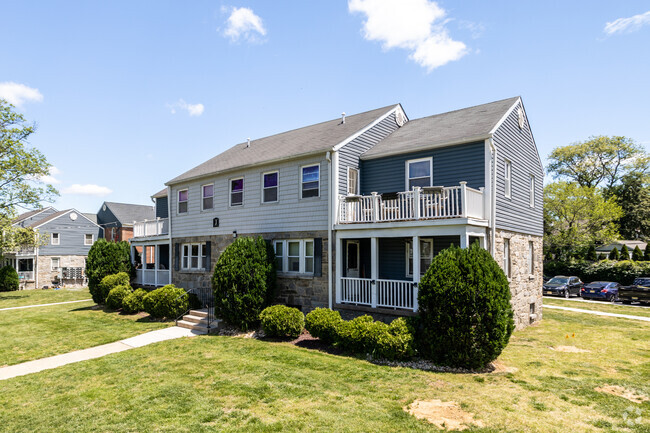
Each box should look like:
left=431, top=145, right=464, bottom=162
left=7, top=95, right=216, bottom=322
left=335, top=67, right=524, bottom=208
left=0, top=287, right=92, bottom=308
left=0, top=308, right=648, bottom=432
left=544, top=296, right=650, bottom=319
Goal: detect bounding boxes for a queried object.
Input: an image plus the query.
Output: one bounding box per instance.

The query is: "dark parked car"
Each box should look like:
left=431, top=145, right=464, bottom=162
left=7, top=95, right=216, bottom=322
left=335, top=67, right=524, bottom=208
left=543, top=276, right=584, bottom=298
left=580, top=281, right=620, bottom=302
left=619, top=277, right=650, bottom=305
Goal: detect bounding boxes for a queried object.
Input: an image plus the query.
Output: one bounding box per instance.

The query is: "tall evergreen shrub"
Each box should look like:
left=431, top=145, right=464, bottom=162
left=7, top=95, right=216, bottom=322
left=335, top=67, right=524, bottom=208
left=586, top=245, right=597, bottom=261
left=645, top=244, right=650, bottom=261
left=632, top=246, right=644, bottom=261
left=620, top=245, right=630, bottom=260
left=0, top=265, right=19, bottom=292
left=86, top=239, right=134, bottom=304
left=609, top=248, right=620, bottom=260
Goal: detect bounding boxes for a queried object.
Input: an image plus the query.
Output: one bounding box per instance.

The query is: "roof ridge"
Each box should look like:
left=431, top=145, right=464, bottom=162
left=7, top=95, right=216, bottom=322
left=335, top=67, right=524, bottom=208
left=408, top=96, right=519, bottom=123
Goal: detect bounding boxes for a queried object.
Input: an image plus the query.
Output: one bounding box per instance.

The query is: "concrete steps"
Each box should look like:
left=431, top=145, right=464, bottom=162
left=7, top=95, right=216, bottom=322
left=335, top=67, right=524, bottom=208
left=176, top=309, right=220, bottom=334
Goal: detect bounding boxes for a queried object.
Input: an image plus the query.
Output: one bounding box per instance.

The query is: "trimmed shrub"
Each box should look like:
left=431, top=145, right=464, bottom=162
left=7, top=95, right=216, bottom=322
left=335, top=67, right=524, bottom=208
left=632, top=246, right=644, bottom=261
left=0, top=265, right=19, bottom=292
left=122, top=288, right=147, bottom=314
left=86, top=239, right=134, bottom=304
left=620, top=245, right=630, bottom=260
left=335, top=315, right=376, bottom=353
left=143, top=284, right=188, bottom=319
left=372, top=318, right=416, bottom=360
left=106, top=285, right=133, bottom=310
left=417, top=243, right=514, bottom=370
left=586, top=245, right=597, bottom=261
left=305, top=308, right=343, bottom=344
left=212, top=236, right=276, bottom=330
left=97, top=272, right=130, bottom=305
left=259, top=305, right=304, bottom=338
left=609, top=247, right=620, bottom=260
left=544, top=259, right=650, bottom=286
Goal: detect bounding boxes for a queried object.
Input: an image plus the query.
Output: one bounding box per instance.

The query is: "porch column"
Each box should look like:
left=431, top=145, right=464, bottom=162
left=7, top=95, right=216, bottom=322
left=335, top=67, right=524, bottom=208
left=412, top=236, right=420, bottom=312
left=154, top=245, right=159, bottom=287
left=370, top=237, right=378, bottom=308
left=142, top=246, right=147, bottom=285
left=335, top=239, right=342, bottom=304
left=460, top=229, right=468, bottom=249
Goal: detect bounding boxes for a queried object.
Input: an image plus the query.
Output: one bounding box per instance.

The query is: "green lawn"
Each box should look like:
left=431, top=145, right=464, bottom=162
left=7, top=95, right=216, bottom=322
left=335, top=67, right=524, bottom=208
left=0, top=287, right=92, bottom=308
left=0, top=300, right=171, bottom=366
left=0, top=308, right=648, bottom=432
left=544, top=296, right=650, bottom=318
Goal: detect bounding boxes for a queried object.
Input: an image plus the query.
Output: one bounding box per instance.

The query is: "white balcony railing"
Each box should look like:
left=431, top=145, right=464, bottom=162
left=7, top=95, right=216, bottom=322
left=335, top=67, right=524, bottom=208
left=341, top=277, right=416, bottom=311
left=134, top=269, right=170, bottom=287
left=133, top=218, right=169, bottom=238
left=18, top=271, right=34, bottom=281
left=338, top=182, right=485, bottom=224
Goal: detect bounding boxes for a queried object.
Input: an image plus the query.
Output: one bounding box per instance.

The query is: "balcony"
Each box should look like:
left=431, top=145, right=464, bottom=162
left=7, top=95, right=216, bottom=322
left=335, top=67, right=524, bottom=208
left=338, top=182, right=485, bottom=224
left=133, top=218, right=169, bottom=238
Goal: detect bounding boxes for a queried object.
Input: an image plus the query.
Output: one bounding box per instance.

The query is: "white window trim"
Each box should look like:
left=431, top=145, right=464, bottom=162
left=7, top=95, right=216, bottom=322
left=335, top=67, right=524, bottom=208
left=528, top=241, right=535, bottom=275
left=51, top=257, right=60, bottom=271
left=261, top=170, right=279, bottom=204
left=347, top=167, right=359, bottom=196
left=504, top=238, right=511, bottom=279
left=201, top=183, right=214, bottom=211
left=229, top=177, right=244, bottom=207
left=181, top=242, right=208, bottom=271
left=84, top=234, right=94, bottom=246
left=405, top=157, right=433, bottom=190
left=406, top=238, right=433, bottom=278
left=300, top=164, right=320, bottom=199
left=178, top=188, right=189, bottom=214
left=504, top=160, right=512, bottom=199
left=529, top=174, right=535, bottom=208
left=274, top=239, right=315, bottom=275
left=51, top=233, right=60, bottom=245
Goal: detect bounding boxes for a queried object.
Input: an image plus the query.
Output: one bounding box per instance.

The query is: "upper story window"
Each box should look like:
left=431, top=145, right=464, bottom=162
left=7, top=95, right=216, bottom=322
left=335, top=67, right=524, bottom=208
left=178, top=189, right=188, bottom=213
left=301, top=165, right=319, bottom=198
left=529, top=175, right=535, bottom=208
left=51, top=233, right=60, bottom=245
left=504, top=160, right=512, bottom=198
left=84, top=234, right=94, bottom=246
left=202, top=184, right=214, bottom=210
left=182, top=243, right=207, bottom=270
left=262, top=171, right=279, bottom=203
left=230, top=178, right=243, bottom=206
left=347, top=167, right=359, bottom=195
left=407, top=158, right=432, bottom=190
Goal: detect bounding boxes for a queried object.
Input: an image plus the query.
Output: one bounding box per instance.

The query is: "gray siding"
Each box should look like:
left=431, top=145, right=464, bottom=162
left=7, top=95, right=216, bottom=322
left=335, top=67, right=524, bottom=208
left=16, top=208, right=57, bottom=228
left=156, top=196, right=168, bottom=219
left=338, top=112, right=400, bottom=195
left=170, top=155, right=329, bottom=238
left=96, top=205, right=119, bottom=228
left=360, top=142, right=485, bottom=195
left=493, top=102, right=544, bottom=236
left=38, top=214, right=103, bottom=256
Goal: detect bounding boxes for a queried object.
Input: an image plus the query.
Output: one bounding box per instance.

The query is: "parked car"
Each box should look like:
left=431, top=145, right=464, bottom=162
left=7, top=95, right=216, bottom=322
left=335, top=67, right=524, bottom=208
left=580, top=281, right=620, bottom=302
left=619, top=277, right=650, bottom=305
left=543, top=276, right=584, bottom=298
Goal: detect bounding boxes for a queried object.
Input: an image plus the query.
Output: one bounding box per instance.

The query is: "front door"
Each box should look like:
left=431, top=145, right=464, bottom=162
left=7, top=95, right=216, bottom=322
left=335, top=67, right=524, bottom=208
left=346, top=241, right=360, bottom=278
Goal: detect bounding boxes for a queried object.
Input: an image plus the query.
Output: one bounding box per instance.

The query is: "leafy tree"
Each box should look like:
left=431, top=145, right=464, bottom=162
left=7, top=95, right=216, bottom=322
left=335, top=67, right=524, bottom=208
left=586, top=245, right=597, bottom=261
left=620, top=244, right=630, bottom=260
left=608, top=173, right=650, bottom=240
left=609, top=248, right=620, bottom=260
left=547, top=136, right=649, bottom=190
left=544, top=182, right=622, bottom=259
left=632, top=246, right=644, bottom=261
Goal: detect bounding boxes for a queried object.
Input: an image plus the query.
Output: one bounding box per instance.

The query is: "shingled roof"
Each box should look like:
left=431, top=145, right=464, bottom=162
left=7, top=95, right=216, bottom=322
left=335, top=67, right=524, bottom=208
left=101, top=202, right=155, bottom=226
left=167, top=104, right=399, bottom=185
left=361, top=97, right=520, bottom=159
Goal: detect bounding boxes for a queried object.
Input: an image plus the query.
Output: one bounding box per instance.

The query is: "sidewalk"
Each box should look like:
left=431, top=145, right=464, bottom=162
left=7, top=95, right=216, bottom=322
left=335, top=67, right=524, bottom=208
left=544, top=304, right=650, bottom=322
left=0, top=299, right=93, bottom=311
left=0, top=327, right=202, bottom=381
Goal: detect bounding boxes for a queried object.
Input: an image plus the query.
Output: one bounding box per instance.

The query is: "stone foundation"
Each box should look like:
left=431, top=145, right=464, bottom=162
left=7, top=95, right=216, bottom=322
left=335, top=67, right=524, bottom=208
left=493, top=229, right=543, bottom=329
left=37, top=255, right=87, bottom=288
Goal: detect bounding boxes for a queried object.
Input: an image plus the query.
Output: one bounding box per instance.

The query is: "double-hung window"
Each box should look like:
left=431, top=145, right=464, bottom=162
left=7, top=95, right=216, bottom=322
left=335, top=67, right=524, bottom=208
left=347, top=167, right=359, bottom=195
left=51, top=257, right=60, bottom=271
left=407, top=158, right=432, bottom=189
left=406, top=239, right=433, bottom=277
left=230, top=178, right=243, bottom=206
left=301, top=165, right=319, bottom=198
left=274, top=241, right=283, bottom=271
left=51, top=233, right=60, bottom=245
left=182, top=243, right=207, bottom=270
left=262, top=171, right=279, bottom=203
left=274, top=239, right=315, bottom=274
left=178, top=189, right=188, bottom=213
left=528, top=241, right=534, bottom=275
left=84, top=234, right=94, bottom=245
left=202, top=184, right=214, bottom=210
left=504, top=160, right=512, bottom=198
left=504, top=239, right=511, bottom=278
left=529, top=175, right=535, bottom=208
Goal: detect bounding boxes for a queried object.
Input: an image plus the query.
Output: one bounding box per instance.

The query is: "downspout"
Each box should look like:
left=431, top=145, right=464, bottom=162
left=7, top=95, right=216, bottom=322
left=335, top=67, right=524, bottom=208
left=326, top=151, right=333, bottom=310
left=489, top=138, right=497, bottom=257
left=167, top=185, right=172, bottom=285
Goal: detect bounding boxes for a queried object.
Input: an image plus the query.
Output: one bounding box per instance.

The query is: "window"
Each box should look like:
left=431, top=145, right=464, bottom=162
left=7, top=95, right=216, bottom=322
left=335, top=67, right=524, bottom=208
left=274, top=239, right=315, bottom=274
left=406, top=239, right=433, bottom=277
left=407, top=158, right=432, bottom=190
left=18, top=258, right=33, bottom=272
left=504, top=239, right=511, bottom=278
left=274, top=241, right=283, bottom=271
left=84, top=234, right=94, bottom=245
left=181, top=243, right=207, bottom=270
left=504, top=160, right=512, bottom=198
left=202, top=184, right=214, bottom=210
left=529, top=175, right=535, bottom=207
left=301, top=165, right=319, bottom=198
left=262, top=171, right=279, bottom=203
left=305, top=240, right=314, bottom=273
left=287, top=241, right=300, bottom=272
left=51, top=257, right=60, bottom=271
left=347, top=167, right=359, bottom=195
left=178, top=189, right=188, bottom=213
left=528, top=241, right=534, bottom=275
left=51, top=233, right=60, bottom=245
left=230, top=178, right=243, bottom=206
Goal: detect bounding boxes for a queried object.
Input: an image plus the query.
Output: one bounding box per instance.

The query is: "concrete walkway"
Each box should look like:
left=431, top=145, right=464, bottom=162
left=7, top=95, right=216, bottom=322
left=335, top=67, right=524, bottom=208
left=0, top=326, right=202, bottom=381
left=544, top=304, right=650, bottom=322
left=0, top=299, right=93, bottom=311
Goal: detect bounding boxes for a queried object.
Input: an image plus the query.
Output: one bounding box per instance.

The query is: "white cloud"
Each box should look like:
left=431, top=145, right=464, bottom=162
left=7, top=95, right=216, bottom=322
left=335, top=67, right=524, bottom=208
left=39, top=166, right=62, bottom=184
left=0, top=82, right=44, bottom=108
left=166, top=99, right=205, bottom=116
left=348, top=0, right=467, bottom=72
left=62, top=184, right=112, bottom=196
left=223, top=6, right=266, bottom=42
left=605, top=11, right=650, bottom=35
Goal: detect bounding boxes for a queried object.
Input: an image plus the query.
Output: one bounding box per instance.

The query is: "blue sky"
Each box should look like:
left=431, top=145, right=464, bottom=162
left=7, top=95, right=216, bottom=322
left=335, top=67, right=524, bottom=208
left=2, top=1, right=649, bottom=214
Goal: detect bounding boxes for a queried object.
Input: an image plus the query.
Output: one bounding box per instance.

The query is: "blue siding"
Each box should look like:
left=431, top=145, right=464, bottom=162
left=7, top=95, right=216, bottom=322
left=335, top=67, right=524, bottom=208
left=38, top=214, right=103, bottom=256
left=156, top=196, right=168, bottom=218
left=378, top=238, right=408, bottom=280
left=16, top=208, right=57, bottom=228
left=360, top=142, right=485, bottom=194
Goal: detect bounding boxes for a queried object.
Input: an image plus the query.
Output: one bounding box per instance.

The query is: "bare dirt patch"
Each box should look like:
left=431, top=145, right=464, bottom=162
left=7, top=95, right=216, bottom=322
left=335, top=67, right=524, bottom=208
left=489, top=360, right=518, bottom=373
left=405, top=399, right=484, bottom=431
left=595, top=385, right=649, bottom=404
left=549, top=345, right=590, bottom=353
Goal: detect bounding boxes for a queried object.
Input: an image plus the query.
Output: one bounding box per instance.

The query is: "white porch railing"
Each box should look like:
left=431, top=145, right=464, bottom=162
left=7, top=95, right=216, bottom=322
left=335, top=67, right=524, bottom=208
left=340, top=277, right=372, bottom=306
left=133, top=218, right=169, bottom=238
left=134, top=269, right=170, bottom=287
left=339, top=182, right=485, bottom=224
left=18, top=271, right=34, bottom=281
left=341, top=277, right=415, bottom=311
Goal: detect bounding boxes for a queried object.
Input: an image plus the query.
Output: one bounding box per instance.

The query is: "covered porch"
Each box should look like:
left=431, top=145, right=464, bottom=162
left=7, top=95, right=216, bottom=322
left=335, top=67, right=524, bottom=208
left=131, top=241, right=170, bottom=287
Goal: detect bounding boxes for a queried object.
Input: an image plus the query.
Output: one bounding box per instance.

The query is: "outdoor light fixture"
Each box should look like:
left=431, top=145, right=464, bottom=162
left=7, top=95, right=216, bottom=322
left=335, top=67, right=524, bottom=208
left=233, top=230, right=237, bottom=238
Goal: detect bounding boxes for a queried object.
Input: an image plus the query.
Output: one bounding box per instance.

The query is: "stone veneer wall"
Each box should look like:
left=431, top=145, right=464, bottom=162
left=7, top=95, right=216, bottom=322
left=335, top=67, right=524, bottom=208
left=172, top=231, right=331, bottom=312
left=37, top=255, right=87, bottom=288
left=493, top=229, right=543, bottom=329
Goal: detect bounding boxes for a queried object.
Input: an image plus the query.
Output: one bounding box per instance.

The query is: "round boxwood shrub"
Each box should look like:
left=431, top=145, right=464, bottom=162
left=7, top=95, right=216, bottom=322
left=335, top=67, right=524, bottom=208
left=259, top=305, right=304, bottom=338
left=122, top=288, right=147, bottom=314
left=305, top=308, right=342, bottom=344
left=86, top=239, right=134, bottom=304
left=97, top=272, right=130, bottom=305
left=212, top=236, right=276, bottom=330
left=105, top=284, right=133, bottom=310
left=0, top=265, right=19, bottom=292
left=372, top=318, right=416, bottom=360
left=417, top=243, right=514, bottom=370
left=143, top=284, right=189, bottom=319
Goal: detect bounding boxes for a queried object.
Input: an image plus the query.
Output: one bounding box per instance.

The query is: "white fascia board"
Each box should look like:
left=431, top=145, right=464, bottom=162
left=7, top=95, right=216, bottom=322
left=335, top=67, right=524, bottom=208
left=489, top=97, right=521, bottom=135
left=332, top=105, right=400, bottom=152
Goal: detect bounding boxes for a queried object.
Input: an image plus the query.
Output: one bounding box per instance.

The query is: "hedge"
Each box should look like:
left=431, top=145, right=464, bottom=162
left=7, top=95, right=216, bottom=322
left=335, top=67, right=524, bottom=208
left=259, top=305, right=304, bottom=338
left=0, top=265, right=19, bottom=292
left=122, top=288, right=148, bottom=314
left=304, top=308, right=342, bottom=344
left=96, top=272, right=130, bottom=305
left=105, top=285, right=133, bottom=310
left=142, top=284, right=189, bottom=319
left=544, top=260, right=650, bottom=285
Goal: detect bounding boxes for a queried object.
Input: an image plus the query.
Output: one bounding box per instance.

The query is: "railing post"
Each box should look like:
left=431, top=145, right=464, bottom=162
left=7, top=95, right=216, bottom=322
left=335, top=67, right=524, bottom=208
left=479, top=187, right=485, bottom=219
left=371, top=192, right=380, bottom=222
left=460, top=182, right=468, bottom=218
left=412, top=236, right=420, bottom=312
left=370, top=237, right=378, bottom=308
left=414, top=187, right=421, bottom=220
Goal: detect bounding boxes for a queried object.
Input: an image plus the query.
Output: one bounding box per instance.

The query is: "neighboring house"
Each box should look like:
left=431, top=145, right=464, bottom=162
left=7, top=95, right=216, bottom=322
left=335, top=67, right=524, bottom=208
left=596, top=240, right=647, bottom=259
left=2, top=208, right=103, bottom=289
left=129, top=97, right=543, bottom=329
left=96, top=202, right=155, bottom=242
